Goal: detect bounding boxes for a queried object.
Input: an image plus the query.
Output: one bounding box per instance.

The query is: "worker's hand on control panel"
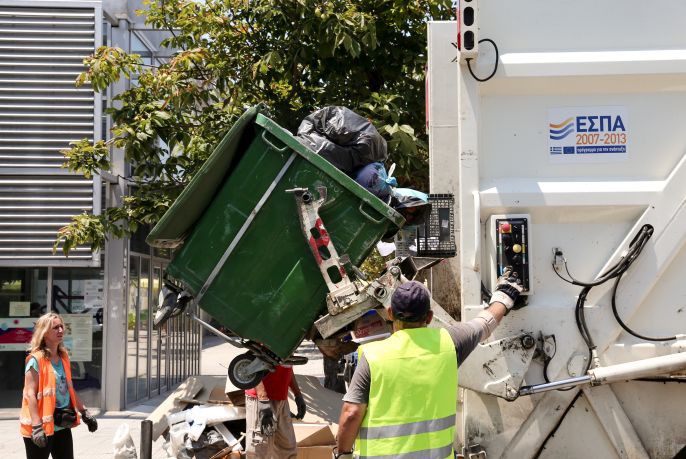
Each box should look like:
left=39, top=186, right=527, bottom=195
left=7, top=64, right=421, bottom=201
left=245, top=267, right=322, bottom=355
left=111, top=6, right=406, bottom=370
left=489, top=268, right=523, bottom=310
left=292, top=393, right=307, bottom=420
left=258, top=400, right=275, bottom=436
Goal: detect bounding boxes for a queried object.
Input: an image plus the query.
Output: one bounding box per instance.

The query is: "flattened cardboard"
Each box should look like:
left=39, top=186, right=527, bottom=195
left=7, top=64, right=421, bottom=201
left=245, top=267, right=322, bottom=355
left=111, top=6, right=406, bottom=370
left=293, top=423, right=336, bottom=447
left=193, top=375, right=228, bottom=402
left=226, top=389, right=245, bottom=407
left=287, top=374, right=343, bottom=434
left=209, top=384, right=231, bottom=403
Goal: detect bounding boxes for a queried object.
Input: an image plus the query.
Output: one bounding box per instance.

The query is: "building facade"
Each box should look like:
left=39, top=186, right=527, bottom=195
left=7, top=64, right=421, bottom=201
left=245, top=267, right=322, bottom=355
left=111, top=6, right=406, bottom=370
left=0, top=0, right=200, bottom=412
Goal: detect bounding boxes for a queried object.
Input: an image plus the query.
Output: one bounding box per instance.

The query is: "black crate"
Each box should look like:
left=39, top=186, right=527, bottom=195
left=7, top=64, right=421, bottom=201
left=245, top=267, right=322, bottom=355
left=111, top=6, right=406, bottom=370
left=416, top=194, right=456, bottom=258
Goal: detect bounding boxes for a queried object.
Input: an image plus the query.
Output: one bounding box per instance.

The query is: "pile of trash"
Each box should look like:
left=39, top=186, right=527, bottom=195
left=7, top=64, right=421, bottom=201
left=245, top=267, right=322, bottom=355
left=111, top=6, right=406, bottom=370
left=110, top=376, right=245, bottom=459
left=113, top=375, right=341, bottom=459
left=296, top=106, right=432, bottom=230
left=162, top=403, right=245, bottom=459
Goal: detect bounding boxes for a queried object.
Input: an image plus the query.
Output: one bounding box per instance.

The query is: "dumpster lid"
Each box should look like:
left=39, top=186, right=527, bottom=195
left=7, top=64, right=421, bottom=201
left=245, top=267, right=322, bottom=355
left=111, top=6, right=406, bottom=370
left=254, top=113, right=406, bottom=229
left=147, top=106, right=262, bottom=248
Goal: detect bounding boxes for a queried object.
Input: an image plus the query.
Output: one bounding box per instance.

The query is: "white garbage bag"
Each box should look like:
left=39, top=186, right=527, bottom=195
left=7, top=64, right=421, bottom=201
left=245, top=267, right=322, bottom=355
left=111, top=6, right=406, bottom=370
left=112, top=423, right=138, bottom=459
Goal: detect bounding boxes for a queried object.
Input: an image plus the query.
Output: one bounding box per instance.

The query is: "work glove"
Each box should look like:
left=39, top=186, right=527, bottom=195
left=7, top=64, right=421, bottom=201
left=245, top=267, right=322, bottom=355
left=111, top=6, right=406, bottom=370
left=258, top=400, right=275, bottom=437
left=291, top=393, right=307, bottom=420
left=80, top=409, right=98, bottom=432
left=31, top=424, right=47, bottom=448
left=489, top=268, right=523, bottom=310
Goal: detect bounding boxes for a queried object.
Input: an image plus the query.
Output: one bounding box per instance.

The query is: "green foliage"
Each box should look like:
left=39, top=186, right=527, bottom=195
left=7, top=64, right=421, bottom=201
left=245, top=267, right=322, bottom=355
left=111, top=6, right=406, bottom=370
left=61, top=139, right=111, bottom=179
left=59, top=0, right=453, bottom=252
left=76, top=46, right=143, bottom=92
left=54, top=213, right=110, bottom=255
left=360, top=248, right=390, bottom=280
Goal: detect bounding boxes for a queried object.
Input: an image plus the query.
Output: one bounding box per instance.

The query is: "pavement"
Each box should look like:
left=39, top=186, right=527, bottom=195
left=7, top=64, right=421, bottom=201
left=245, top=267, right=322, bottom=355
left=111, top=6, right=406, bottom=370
left=1, top=335, right=326, bottom=458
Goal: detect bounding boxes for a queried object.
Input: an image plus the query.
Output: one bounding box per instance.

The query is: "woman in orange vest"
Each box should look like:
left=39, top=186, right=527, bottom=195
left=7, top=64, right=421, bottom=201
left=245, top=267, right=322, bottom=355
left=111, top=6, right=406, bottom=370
left=20, top=312, right=98, bottom=459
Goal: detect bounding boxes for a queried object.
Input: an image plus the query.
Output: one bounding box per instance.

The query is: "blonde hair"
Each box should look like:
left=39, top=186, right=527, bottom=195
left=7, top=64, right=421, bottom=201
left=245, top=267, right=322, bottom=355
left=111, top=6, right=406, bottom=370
left=29, top=312, right=68, bottom=360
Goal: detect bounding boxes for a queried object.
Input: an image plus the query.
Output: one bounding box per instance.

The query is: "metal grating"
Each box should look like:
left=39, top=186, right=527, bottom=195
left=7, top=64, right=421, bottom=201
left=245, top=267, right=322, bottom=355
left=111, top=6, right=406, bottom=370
left=416, top=194, right=457, bottom=258
left=0, top=3, right=100, bottom=266
left=0, top=175, right=94, bottom=260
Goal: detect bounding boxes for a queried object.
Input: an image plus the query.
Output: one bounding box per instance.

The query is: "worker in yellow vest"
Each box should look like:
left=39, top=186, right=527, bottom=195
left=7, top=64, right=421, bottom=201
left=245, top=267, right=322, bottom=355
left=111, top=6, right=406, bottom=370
left=333, top=271, right=523, bottom=459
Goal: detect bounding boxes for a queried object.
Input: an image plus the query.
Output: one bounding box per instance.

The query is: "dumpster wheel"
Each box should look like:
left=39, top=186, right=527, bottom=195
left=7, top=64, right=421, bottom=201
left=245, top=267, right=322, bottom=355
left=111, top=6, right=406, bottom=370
left=228, top=352, right=269, bottom=389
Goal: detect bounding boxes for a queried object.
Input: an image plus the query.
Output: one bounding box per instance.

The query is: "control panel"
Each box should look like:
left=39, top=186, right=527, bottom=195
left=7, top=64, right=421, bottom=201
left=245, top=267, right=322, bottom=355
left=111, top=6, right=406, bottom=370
left=487, top=214, right=531, bottom=294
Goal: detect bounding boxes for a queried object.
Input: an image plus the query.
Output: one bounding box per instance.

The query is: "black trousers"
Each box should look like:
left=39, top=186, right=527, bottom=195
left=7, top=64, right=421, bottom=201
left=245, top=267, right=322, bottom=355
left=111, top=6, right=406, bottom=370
left=23, top=428, right=74, bottom=459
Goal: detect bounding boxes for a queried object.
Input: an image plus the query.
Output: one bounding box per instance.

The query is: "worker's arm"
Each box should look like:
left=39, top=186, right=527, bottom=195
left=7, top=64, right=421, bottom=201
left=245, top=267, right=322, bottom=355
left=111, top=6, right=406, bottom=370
left=254, top=380, right=276, bottom=436
left=288, top=369, right=301, bottom=396
left=477, top=268, right=523, bottom=338
left=289, top=370, right=307, bottom=419
left=23, top=366, right=41, bottom=426
left=72, top=389, right=98, bottom=432
left=73, top=389, right=86, bottom=412
left=254, top=381, right=269, bottom=401
left=485, top=301, right=507, bottom=323
left=336, top=352, right=371, bottom=455
left=448, top=270, right=523, bottom=364
left=24, top=362, right=48, bottom=447
left=336, top=401, right=367, bottom=454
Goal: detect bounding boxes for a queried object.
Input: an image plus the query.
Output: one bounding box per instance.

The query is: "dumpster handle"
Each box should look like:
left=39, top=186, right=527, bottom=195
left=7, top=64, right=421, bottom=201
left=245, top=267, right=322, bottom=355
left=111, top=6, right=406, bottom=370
left=358, top=201, right=385, bottom=224
left=261, top=130, right=290, bottom=153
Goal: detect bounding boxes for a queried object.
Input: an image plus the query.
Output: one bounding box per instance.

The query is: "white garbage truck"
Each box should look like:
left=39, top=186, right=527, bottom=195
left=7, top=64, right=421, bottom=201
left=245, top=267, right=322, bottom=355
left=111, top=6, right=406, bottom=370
left=426, top=2, right=686, bottom=457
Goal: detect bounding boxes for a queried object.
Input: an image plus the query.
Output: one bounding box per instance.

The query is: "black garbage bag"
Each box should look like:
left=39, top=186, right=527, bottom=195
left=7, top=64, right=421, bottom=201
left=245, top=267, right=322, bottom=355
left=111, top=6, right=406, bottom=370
left=297, top=106, right=387, bottom=174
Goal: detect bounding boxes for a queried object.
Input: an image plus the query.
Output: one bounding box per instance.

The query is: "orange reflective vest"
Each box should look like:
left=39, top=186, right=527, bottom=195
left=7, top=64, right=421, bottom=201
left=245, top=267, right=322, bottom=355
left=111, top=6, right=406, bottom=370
left=20, top=352, right=80, bottom=437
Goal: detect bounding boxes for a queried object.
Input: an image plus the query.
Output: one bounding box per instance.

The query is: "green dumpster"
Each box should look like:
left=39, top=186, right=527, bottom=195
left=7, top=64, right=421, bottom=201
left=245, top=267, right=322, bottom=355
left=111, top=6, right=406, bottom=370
left=147, top=107, right=405, bottom=360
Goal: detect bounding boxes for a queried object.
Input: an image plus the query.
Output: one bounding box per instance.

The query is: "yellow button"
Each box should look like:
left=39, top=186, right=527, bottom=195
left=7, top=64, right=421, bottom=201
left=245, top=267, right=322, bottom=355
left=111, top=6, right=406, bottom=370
left=512, top=244, right=522, bottom=253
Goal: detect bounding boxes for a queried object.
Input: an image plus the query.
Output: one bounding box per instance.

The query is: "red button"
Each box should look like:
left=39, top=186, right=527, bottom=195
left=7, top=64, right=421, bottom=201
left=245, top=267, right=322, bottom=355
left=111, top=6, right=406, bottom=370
left=500, top=222, right=511, bottom=233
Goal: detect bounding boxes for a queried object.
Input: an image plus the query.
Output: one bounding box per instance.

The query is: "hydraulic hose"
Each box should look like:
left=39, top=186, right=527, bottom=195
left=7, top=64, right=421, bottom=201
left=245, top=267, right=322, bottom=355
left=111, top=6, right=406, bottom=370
left=610, top=273, right=678, bottom=341
left=547, top=224, right=660, bottom=383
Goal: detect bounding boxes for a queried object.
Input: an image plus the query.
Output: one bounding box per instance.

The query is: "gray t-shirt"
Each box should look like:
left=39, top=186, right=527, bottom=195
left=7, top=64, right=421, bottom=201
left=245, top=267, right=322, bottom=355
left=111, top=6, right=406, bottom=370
left=342, top=322, right=483, bottom=404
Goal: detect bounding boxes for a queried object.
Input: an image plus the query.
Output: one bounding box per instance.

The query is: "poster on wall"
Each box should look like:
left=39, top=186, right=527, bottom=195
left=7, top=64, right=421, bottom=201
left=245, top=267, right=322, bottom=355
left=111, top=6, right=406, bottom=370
left=0, top=318, right=35, bottom=351
left=83, top=279, right=104, bottom=310
left=548, top=106, right=629, bottom=162
left=62, top=314, right=92, bottom=362
left=9, top=301, right=30, bottom=317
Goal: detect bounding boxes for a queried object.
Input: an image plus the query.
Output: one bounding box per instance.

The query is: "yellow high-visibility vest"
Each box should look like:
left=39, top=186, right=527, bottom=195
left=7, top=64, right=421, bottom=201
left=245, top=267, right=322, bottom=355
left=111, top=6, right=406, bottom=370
left=355, top=327, right=457, bottom=459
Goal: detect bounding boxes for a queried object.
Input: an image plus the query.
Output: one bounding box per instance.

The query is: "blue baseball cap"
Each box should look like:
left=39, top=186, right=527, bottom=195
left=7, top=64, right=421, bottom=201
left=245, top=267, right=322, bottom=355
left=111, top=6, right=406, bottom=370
left=391, top=281, right=431, bottom=322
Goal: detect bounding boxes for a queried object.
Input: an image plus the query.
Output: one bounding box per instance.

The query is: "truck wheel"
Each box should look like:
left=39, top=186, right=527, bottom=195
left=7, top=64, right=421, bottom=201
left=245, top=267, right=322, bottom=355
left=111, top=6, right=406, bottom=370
left=228, top=353, right=268, bottom=389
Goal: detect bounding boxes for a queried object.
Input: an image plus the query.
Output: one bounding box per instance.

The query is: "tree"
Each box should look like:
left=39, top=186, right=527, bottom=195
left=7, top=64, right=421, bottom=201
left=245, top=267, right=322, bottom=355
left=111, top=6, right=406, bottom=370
left=57, top=0, right=454, bottom=253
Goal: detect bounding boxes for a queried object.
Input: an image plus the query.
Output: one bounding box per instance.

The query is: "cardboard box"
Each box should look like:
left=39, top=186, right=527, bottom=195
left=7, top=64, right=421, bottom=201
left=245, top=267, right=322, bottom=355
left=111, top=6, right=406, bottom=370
left=294, top=423, right=336, bottom=447
left=294, top=422, right=336, bottom=459
left=297, top=445, right=334, bottom=459
left=351, top=310, right=391, bottom=341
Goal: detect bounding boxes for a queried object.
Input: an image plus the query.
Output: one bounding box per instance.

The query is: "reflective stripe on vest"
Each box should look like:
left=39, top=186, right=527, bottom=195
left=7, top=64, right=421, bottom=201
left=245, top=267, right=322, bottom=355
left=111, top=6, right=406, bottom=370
left=360, top=414, right=455, bottom=439
left=357, top=443, right=454, bottom=459
left=355, top=327, right=457, bottom=459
